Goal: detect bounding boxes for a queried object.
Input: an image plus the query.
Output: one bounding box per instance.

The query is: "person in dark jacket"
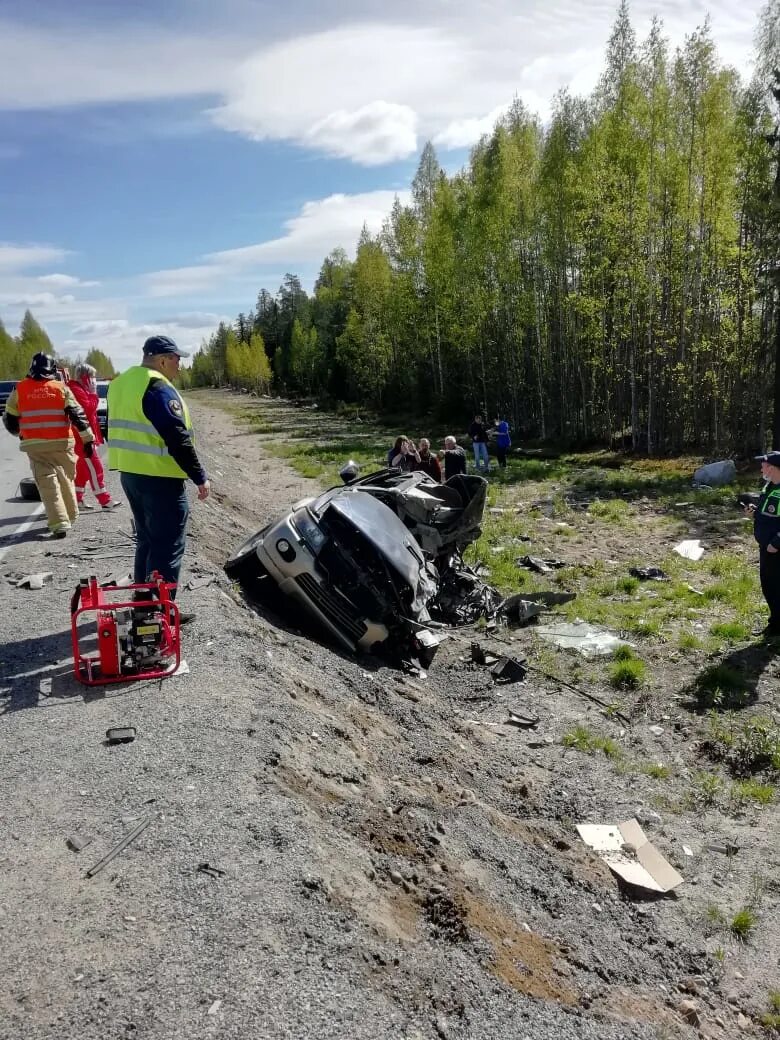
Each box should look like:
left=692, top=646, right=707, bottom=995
left=388, top=435, right=420, bottom=472
left=108, top=336, right=209, bottom=610
left=747, top=451, right=780, bottom=637
left=441, top=435, right=467, bottom=481
left=468, top=414, right=490, bottom=473
left=412, top=438, right=442, bottom=482
left=492, top=415, right=511, bottom=469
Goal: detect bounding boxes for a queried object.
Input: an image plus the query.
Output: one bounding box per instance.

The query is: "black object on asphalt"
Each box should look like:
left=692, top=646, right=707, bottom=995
left=197, top=862, right=227, bottom=878
left=85, top=815, right=156, bottom=879
left=106, top=727, right=136, bottom=744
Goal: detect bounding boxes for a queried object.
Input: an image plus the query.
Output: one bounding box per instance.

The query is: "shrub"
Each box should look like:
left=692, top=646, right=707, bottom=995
left=609, top=657, right=647, bottom=689
left=730, top=907, right=757, bottom=941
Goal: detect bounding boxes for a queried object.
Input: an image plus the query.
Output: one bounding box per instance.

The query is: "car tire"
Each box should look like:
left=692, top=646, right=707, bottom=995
left=19, top=477, right=41, bottom=502
left=224, top=526, right=271, bottom=582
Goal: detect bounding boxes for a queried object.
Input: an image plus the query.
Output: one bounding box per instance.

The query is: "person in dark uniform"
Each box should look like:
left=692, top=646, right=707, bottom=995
left=747, top=451, right=780, bottom=637
left=107, top=336, right=210, bottom=612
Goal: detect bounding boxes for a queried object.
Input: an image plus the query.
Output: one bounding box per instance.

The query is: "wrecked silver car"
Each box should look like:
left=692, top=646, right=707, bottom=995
left=224, top=468, right=488, bottom=660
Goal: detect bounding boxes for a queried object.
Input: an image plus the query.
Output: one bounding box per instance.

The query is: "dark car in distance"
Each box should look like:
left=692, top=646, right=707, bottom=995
left=0, top=379, right=17, bottom=417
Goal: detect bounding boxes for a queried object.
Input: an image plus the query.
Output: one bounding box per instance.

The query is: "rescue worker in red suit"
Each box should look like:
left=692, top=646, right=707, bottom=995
left=66, top=363, right=119, bottom=510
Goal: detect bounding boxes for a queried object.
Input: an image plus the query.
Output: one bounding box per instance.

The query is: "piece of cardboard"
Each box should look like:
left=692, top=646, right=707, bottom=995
left=576, top=818, right=684, bottom=893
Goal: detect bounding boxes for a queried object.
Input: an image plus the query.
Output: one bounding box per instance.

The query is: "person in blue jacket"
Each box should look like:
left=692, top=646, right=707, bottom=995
left=747, top=451, right=780, bottom=637
left=493, top=415, right=511, bottom=469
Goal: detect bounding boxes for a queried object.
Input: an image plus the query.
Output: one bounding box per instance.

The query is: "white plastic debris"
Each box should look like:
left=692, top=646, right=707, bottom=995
left=535, top=621, right=632, bottom=658
left=577, top=819, right=684, bottom=893
left=674, top=539, right=705, bottom=561
left=16, top=572, right=53, bottom=590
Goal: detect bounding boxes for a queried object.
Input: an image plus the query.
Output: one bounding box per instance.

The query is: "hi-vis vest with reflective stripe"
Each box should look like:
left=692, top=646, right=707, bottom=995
left=15, top=378, right=72, bottom=443
left=107, top=367, right=192, bottom=479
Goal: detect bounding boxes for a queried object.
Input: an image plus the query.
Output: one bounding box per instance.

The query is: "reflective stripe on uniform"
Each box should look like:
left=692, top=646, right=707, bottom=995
left=107, top=437, right=170, bottom=457
left=109, top=418, right=159, bottom=435
left=21, top=408, right=68, bottom=417
left=20, top=419, right=70, bottom=430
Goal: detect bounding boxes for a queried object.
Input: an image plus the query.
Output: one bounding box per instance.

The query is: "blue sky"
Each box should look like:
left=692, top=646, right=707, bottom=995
left=0, top=0, right=767, bottom=369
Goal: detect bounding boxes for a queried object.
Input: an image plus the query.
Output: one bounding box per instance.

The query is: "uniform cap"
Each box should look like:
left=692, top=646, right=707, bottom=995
left=143, top=335, right=189, bottom=359
left=755, top=451, right=780, bottom=466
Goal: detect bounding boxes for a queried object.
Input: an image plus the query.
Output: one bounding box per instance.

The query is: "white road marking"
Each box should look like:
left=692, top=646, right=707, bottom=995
left=0, top=503, right=46, bottom=565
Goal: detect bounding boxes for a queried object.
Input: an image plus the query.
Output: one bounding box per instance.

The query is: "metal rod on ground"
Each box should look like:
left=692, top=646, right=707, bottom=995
left=527, top=665, right=630, bottom=725
left=85, top=814, right=156, bottom=878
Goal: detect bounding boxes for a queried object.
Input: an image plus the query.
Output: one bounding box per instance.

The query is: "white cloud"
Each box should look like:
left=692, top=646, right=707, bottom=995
left=434, top=104, right=512, bottom=150
left=0, top=243, right=70, bottom=271
left=1, top=291, right=76, bottom=308
left=144, top=189, right=409, bottom=297
left=0, top=2, right=767, bottom=163
left=305, top=102, right=418, bottom=165
left=63, top=316, right=229, bottom=371
left=37, top=272, right=100, bottom=288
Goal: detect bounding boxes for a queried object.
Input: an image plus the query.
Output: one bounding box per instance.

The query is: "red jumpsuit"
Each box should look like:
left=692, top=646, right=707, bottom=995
left=67, top=377, right=114, bottom=507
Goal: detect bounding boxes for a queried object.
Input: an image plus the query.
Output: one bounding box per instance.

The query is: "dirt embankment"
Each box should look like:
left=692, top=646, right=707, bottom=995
left=0, top=390, right=777, bottom=1040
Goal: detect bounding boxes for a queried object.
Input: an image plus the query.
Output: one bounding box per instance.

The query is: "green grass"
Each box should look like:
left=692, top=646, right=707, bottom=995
left=731, top=780, right=775, bottom=806
left=642, top=763, right=672, bottom=780
left=710, top=621, right=750, bottom=642
left=761, top=992, right=780, bottom=1031
left=705, top=714, right=780, bottom=775
left=562, top=725, right=621, bottom=759
left=690, top=771, right=723, bottom=807
left=730, top=907, right=757, bottom=941
left=587, top=498, right=631, bottom=523
left=692, top=664, right=750, bottom=710
left=609, top=657, right=647, bottom=689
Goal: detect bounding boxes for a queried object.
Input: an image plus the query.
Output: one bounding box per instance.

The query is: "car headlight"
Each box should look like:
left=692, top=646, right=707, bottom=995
left=291, top=508, right=326, bottom=555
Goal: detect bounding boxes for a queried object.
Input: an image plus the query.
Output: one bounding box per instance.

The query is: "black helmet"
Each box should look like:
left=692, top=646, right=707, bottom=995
left=28, top=352, right=57, bottom=379
left=339, top=460, right=361, bottom=484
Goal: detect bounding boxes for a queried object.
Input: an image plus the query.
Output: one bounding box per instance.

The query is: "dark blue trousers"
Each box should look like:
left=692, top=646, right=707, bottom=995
left=120, top=473, right=189, bottom=593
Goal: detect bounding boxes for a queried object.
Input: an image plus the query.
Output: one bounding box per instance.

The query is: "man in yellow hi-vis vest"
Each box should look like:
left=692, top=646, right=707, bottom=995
left=108, top=336, right=210, bottom=609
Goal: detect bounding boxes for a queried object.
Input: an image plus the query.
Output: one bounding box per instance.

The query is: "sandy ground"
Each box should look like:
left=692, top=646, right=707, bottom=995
left=0, top=390, right=777, bottom=1040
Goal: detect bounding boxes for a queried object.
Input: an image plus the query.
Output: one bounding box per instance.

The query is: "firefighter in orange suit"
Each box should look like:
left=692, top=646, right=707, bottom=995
left=3, top=352, right=95, bottom=538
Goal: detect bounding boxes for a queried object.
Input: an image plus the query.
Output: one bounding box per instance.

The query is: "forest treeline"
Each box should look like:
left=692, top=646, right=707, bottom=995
left=0, top=310, right=116, bottom=380
left=193, top=1, right=780, bottom=453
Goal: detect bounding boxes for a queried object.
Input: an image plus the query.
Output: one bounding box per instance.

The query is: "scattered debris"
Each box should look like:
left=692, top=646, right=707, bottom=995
left=197, top=862, right=226, bottom=878
left=693, top=459, right=736, bottom=487
left=186, top=574, right=216, bottom=591
left=528, top=663, right=630, bottom=723
left=629, top=567, right=669, bottom=581
left=470, top=643, right=499, bottom=666
left=490, top=655, right=528, bottom=684
left=16, top=572, right=53, bottom=590
left=173, top=660, right=190, bottom=676
left=106, top=727, right=136, bottom=745
left=505, top=710, right=539, bottom=729
left=576, top=819, right=684, bottom=893
left=497, top=593, right=544, bottom=626
left=677, top=998, right=701, bottom=1027
left=85, top=814, right=156, bottom=879
left=39, top=677, right=52, bottom=696
left=522, top=590, right=576, bottom=608
left=207, top=999, right=223, bottom=1016
left=682, top=845, right=694, bottom=857
left=706, top=842, right=740, bottom=858
left=536, top=621, right=630, bottom=658
left=66, top=834, right=92, bottom=853
left=649, top=725, right=665, bottom=737
left=674, top=539, right=705, bottom=561
left=516, top=555, right=566, bottom=574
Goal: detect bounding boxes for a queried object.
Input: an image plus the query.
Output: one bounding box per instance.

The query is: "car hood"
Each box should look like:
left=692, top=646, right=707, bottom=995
left=325, top=490, right=426, bottom=590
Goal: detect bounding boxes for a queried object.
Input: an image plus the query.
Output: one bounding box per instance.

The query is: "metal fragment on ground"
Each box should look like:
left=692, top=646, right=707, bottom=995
left=516, top=555, right=567, bottom=574
left=106, top=727, right=136, bottom=745
left=16, top=572, right=53, bottom=590
left=629, top=567, right=669, bottom=581
left=506, top=710, right=539, bottom=729
left=536, top=621, right=631, bottom=658
left=85, top=815, right=156, bottom=879
left=490, top=655, right=528, bottom=683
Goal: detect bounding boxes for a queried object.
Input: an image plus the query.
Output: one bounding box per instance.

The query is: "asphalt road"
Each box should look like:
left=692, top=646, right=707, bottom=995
left=0, top=433, right=46, bottom=562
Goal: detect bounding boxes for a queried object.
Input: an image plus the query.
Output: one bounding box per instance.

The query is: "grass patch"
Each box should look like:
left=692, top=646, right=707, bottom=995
left=731, top=779, right=775, bottom=806
left=761, top=992, right=780, bottom=1031
left=609, top=657, right=647, bottom=689
left=678, top=632, right=705, bottom=652
left=588, top=498, right=631, bottom=523
left=705, top=714, right=780, bottom=776
left=710, top=621, right=750, bottom=642
left=730, top=907, right=757, bottom=941
left=642, top=763, right=672, bottom=779
left=692, top=664, right=750, bottom=710
left=690, top=771, right=723, bottom=807
left=562, top=725, right=622, bottom=759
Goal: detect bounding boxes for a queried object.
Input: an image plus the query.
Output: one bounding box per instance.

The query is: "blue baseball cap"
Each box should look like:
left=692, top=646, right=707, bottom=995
left=143, top=335, right=189, bottom=359
left=755, top=451, right=780, bottom=466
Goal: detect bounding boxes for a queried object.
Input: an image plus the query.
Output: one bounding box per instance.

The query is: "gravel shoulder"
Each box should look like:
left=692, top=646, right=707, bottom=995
left=1, top=391, right=777, bottom=1040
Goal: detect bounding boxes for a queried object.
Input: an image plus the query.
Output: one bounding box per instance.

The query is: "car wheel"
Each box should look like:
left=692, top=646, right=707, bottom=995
left=19, top=477, right=41, bottom=501
left=224, top=526, right=270, bottom=581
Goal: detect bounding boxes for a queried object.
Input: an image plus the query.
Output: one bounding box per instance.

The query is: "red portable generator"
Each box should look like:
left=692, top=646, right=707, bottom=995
left=71, top=572, right=181, bottom=685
